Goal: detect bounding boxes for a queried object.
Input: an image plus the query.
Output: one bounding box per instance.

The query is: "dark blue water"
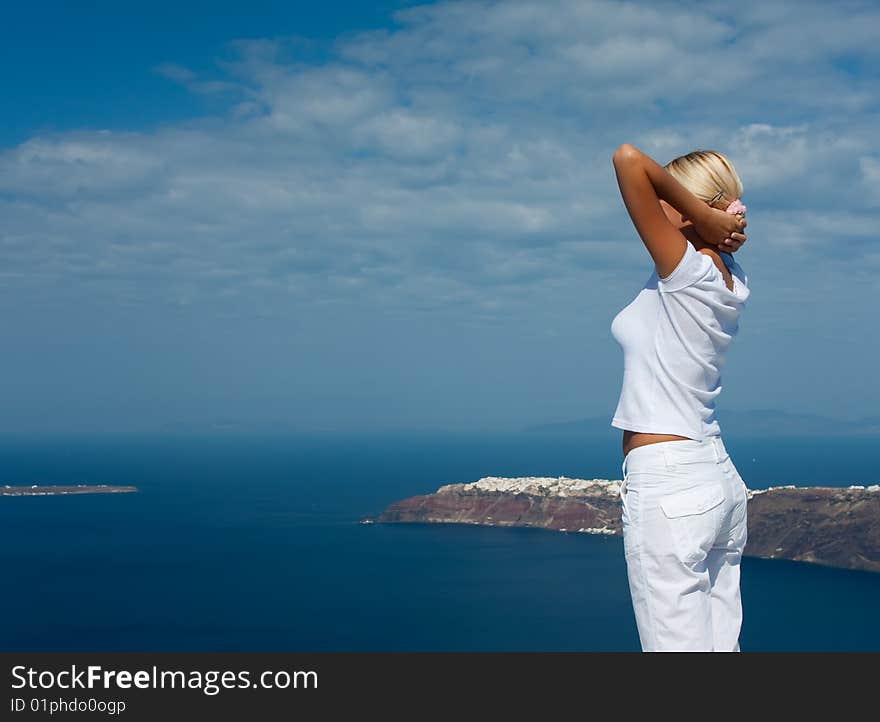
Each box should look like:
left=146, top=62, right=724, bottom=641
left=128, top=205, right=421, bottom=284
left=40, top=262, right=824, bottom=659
left=0, top=431, right=878, bottom=651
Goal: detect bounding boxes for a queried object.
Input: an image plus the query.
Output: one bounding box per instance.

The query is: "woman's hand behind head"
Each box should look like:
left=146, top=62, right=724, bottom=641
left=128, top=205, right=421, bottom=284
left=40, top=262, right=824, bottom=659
left=693, top=206, right=747, bottom=252
left=721, top=213, right=747, bottom=252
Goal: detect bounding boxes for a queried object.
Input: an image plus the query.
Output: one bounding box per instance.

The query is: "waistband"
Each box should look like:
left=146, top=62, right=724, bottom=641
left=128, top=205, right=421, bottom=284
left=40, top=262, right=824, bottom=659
left=621, top=435, right=729, bottom=479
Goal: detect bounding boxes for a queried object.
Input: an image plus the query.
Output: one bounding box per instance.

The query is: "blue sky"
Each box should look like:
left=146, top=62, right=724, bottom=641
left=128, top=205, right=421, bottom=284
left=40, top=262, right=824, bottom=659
left=1, top=0, right=878, bottom=434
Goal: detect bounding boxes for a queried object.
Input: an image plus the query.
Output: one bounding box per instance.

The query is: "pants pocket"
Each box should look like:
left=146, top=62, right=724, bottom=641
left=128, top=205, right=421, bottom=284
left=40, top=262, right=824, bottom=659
left=658, top=484, right=725, bottom=565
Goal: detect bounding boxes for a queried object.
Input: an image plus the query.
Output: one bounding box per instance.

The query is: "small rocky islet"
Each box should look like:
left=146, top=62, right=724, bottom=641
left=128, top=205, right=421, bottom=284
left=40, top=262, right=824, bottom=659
left=1, top=484, right=138, bottom=496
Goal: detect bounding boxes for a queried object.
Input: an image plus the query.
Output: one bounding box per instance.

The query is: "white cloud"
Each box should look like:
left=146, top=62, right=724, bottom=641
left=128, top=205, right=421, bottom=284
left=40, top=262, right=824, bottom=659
left=860, top=155, right=880, bottom=205
left=0, top=0, right=877, bottom=320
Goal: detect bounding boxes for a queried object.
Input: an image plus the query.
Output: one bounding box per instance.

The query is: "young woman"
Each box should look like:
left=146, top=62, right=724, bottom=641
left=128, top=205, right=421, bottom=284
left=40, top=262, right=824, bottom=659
left=610, top=144, right=751, bottom=652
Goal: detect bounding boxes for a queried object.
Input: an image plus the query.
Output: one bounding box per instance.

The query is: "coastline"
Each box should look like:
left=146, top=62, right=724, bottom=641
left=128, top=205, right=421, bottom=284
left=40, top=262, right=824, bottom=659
left=365, top=476, right=880, bottom=574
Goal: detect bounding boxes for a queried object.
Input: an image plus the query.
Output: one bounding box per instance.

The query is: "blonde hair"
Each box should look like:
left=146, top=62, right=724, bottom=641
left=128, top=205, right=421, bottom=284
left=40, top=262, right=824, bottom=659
left=664, top=150, right=744, bottom=210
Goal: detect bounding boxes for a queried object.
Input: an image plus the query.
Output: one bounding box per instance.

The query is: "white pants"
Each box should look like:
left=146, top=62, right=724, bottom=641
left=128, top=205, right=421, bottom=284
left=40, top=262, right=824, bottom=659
left=619, top=435, right=749, bottom=652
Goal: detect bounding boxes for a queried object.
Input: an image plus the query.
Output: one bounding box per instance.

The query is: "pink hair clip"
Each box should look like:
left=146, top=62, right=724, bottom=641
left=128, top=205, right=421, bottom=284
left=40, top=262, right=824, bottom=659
left=725, top=198, right=747, bottom=215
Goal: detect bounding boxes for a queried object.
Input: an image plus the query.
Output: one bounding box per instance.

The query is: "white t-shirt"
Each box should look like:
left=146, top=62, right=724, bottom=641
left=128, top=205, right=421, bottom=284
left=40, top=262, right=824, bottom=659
left=610, top=241, right=751, bottom=440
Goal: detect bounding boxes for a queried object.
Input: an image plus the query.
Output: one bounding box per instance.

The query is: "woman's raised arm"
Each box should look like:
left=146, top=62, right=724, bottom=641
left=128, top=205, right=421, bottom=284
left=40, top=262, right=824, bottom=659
left=612, top=144, right=746, bottom=278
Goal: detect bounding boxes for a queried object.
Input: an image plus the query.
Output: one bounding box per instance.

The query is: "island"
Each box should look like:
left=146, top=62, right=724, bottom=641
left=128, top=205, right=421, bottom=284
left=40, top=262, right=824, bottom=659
left=365, top=476, right=880, bottom=574
left=1, top=484, right=138, bottom=496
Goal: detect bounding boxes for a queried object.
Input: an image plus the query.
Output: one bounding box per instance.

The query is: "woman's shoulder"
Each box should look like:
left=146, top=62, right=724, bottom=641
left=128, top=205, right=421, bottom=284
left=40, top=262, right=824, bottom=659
left=658, top=243, right=749, bottom=299
left=696, top=247, right=734, bottom=288
left=695, top=246, right=728, bottom=272
left=657, top=242, right=718, bottom=292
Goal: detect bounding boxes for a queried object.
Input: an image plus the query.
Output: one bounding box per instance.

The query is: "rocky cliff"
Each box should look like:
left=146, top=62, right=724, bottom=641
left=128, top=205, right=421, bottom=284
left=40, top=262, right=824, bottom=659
left=367, top=476, right=880, bottom=574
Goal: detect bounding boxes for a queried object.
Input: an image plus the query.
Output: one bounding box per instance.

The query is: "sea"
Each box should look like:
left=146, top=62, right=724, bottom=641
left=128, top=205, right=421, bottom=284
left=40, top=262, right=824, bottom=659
left=1, top=431, right=878, bottom=652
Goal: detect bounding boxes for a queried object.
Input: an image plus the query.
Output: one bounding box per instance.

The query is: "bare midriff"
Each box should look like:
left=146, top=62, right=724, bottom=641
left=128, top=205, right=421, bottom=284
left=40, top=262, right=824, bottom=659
left=622, top=429, right=693, bottom=459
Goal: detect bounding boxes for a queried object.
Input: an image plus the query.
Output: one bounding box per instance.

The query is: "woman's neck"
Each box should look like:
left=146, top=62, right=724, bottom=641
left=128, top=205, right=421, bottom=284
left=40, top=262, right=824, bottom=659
left=681, top=225, right=717, bottom=254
